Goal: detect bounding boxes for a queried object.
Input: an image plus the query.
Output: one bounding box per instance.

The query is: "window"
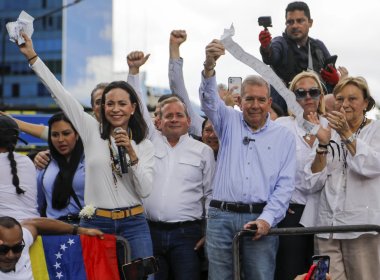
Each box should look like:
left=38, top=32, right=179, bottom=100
left=12, top=83, right=19, bottom=97
left=37, top=82, right=50, bottom=97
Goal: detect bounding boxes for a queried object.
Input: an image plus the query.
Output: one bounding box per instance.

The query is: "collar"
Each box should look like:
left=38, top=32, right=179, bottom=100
left=162, top=133, right=190, bottom=147
left=242, top=112, right=271, bottom=134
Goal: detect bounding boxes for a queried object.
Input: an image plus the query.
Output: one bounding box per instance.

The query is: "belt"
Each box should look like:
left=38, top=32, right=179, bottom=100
left=96, top=205, right=144, bottom=220
left=210, top=200, right=266, bottom=214
left=148, top=220, right=202, bottom=230
left=57, top=214, right=80, bottom=223
left=289, top=203, right=305, bottom=210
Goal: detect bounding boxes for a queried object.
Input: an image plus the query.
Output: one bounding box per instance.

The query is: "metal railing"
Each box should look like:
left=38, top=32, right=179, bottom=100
left=232, top=224, right=380, bottom=280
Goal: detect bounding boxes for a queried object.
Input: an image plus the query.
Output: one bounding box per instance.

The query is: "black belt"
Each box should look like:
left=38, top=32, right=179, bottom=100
left=210, top=200, right=266, bottom=214
left=289, top=203, right=305, bottom=210
left=57, top=214, right=80, bottom=223
left=148, top=220, right=202, bottom=230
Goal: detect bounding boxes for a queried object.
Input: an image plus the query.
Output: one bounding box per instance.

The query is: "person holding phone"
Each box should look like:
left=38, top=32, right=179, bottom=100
left=303, top=76, right=380, bottom=279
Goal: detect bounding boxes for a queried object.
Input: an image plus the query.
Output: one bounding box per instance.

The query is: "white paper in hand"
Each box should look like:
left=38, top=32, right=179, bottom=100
left=219, top=24, right=323, bottom=132
left=6, top=10, right=34, bottom=45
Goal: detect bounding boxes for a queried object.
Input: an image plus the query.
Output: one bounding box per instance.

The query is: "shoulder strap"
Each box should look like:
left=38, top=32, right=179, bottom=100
left=70, top=187, right=82, bottom=210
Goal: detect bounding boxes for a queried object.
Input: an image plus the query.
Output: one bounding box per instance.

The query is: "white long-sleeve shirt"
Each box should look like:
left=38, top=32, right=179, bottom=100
left=127, top=74, right=215, bottom=222
left=31, top=58, right=155, bottom=208
left=301, top=119, right=380, bottom=239
left=0, top=152, right=39, bottom=221
left=275, top=116, right=329, bottom=205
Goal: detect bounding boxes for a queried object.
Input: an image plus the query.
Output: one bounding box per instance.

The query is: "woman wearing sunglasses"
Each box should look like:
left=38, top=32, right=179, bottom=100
left=304, top=76, right=379, bottom=279
left=274, top=71, right=329, bottom=279
left=0, top=115, right=40, bottom=221
left=36, top=112, right=84, bottom=224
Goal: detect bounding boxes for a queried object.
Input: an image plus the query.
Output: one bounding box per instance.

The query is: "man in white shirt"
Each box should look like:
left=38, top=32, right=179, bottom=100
left=126, top=52, right=215, bottom=280
left=0, top=216, right=103, bottom=279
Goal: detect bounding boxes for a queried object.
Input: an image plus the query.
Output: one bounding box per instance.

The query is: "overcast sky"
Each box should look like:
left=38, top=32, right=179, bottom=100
left=111, top=0, right=380, bottom=110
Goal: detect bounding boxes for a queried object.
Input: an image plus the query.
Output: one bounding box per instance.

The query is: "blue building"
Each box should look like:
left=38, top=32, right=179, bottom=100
left=0, top=0, right=64, bottom=108
left=0, top=0, right=113, bottom=109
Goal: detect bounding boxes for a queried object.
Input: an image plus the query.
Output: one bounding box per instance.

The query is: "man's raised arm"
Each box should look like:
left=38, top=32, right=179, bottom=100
left=169, top=29, right=203, bottom=136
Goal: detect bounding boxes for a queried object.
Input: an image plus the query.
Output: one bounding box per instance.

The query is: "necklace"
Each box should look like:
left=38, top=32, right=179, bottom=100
left=354, top=116, right=367, bottom=136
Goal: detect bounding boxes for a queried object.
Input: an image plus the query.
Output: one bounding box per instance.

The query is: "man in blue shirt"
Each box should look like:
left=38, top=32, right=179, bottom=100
left=200, top=39, right=296, bottom=280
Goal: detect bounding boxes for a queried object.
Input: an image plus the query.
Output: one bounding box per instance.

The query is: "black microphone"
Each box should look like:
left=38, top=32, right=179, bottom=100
left=243, top=136, right=255, bottom=145
left=114, top=127, right=128, bottom=174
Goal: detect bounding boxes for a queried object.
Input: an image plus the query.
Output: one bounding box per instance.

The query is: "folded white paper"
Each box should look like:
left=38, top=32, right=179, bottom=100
left=220, top=24, right=321, bottom=132
left=6, top=10, right=34, bottom=45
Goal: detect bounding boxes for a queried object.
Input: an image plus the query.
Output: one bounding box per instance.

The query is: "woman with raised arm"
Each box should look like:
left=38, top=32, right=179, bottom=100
left=304, top=76, right=380, bottom=279
left=0, top=115, right=39, bottom=221
left=16, top=33, right=155, bottom=261
left=274, top=71, right=330, bottom=280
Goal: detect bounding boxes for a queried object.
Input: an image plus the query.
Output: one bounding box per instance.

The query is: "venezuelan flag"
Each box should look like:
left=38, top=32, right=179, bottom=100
left=30, top=234, right=120, bottom=280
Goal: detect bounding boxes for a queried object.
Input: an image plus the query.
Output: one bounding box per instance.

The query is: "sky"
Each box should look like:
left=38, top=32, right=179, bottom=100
left=70, top=0, right=380, bottom=113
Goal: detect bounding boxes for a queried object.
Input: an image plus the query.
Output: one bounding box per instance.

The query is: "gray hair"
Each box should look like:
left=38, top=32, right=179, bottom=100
left=241, top=75, right=270, bottom=98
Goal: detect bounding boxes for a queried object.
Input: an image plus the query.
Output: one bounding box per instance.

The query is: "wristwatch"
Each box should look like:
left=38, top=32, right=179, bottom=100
left=72, top=224, right=79, bottom=235
left=342, top=133, right=357, bottom=145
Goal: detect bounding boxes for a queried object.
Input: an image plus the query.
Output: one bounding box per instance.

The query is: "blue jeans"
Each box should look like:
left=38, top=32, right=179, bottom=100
left=149, top=222, right=202, bottom=280
left=80, top=213, right=153, bottom=260
left=206, top=208, right=278, bottom=280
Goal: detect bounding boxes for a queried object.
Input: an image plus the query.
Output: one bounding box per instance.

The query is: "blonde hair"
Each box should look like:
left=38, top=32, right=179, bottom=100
left=289, top=71, right=325, bottom=115
left=333, top=76, right=376, bottom=113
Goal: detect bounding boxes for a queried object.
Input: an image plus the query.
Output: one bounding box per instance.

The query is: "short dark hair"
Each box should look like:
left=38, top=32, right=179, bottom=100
left=271, top=103, right=285, bottom=118
left=100, top=81, right=148, bottom=144
left=286, top=1, right=311, bottom=19
left=90, top=83, right=109, bottom=108
left=0, top=216, right=22, bottom=230
left=201, top=116, right=208, bottom=133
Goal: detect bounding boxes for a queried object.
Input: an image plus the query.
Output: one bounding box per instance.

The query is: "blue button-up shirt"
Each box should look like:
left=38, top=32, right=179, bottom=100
left=199, top=74, right=296, bottom=226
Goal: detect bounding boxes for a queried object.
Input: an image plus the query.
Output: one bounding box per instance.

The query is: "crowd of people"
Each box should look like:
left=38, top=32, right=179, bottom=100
left=1, top=1, right=379, bottom=280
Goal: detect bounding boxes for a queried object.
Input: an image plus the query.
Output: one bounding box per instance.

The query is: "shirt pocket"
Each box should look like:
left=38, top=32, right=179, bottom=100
left=177, top=156, right=203, bottom=183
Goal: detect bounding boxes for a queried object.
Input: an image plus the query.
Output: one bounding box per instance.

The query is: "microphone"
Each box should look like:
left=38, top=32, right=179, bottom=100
left=243, top=136, right=255, bottom=145
left=114, top=127, right=128, bottom=174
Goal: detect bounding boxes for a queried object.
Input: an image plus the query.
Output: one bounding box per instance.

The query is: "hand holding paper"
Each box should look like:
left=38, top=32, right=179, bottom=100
left=6, top=10, right=34, bottom=45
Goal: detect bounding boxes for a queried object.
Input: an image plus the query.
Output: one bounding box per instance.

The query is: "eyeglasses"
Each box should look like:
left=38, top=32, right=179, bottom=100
left=0, top=240, right=25, bottom=255
left=294, top=88, right=321, bottom=100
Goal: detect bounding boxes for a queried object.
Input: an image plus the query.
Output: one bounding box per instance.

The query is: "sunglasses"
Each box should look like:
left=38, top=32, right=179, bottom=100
left=0, top=240, right=25, bottom=255
left=294, top=88, right=321, bottom=100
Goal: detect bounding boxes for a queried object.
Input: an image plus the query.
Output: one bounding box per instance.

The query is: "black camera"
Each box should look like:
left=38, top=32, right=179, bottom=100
left=323, top=55, right=338, bottom=72
left=258, top=16, right=272, bottom=29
